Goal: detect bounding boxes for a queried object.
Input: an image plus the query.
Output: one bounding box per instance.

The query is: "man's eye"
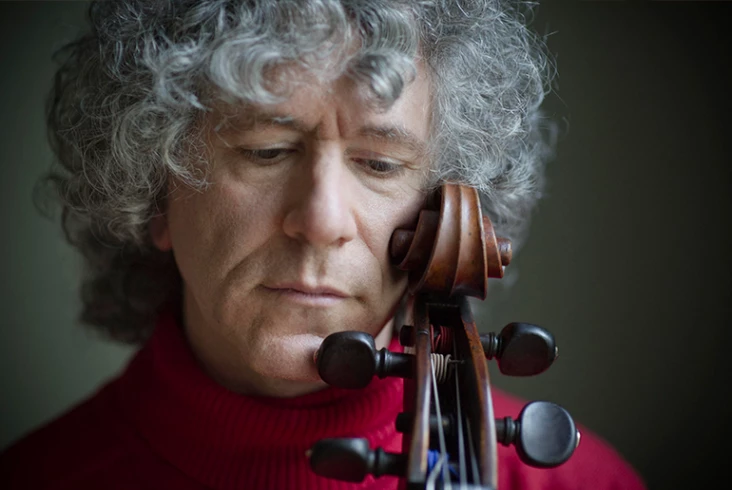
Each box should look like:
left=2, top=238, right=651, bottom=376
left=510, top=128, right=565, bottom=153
left=237, top=148, right=293, bottom=163
left=357, top=159, right=403, bottom=176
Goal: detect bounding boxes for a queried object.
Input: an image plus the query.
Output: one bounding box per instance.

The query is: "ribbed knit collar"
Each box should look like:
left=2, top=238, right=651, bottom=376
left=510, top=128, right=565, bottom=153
left=115, top=309, right=404, bottom=490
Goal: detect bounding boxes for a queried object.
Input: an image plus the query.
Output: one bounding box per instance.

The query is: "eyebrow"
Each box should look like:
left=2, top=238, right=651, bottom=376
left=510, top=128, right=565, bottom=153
left=219, top=113, right=427, bottom=155
left=356, top=125, right=427, bottom=155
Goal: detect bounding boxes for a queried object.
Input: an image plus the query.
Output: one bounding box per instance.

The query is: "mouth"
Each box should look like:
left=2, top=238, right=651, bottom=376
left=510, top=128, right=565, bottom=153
left=261, top=283, right=349, bottom=306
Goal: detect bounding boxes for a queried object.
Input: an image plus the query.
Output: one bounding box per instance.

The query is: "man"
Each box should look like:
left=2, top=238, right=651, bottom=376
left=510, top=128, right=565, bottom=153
left=1, top=1, right=645, bottom=489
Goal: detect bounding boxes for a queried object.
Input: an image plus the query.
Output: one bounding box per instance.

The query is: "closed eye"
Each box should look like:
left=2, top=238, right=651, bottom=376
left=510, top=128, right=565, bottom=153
left=236, top=148, right=295, bottom=164
left=354, top=158, right=404, bottom=177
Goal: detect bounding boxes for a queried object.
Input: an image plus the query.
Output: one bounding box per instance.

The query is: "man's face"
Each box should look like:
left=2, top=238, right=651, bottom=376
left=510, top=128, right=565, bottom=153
left=153, top=66, right=431, bottom=397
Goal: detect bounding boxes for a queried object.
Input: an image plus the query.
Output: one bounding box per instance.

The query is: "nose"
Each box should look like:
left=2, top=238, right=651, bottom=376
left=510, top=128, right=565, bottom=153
left=282, top=145, right=358, bottom=247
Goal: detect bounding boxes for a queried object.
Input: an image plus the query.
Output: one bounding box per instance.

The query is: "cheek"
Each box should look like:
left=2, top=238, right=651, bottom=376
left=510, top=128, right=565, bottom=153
left=166, top=183, right=273, bottom=290
left=364, top=190, right=426, bottom=297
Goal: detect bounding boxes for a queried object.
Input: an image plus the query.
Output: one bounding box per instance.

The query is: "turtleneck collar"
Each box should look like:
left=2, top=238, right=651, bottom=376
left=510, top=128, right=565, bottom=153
left=114, top=309, right=404, bottom=490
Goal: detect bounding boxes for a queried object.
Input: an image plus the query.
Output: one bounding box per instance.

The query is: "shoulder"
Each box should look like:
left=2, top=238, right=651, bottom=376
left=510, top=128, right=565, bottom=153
left=1, top=381, right=155, bottom=490
left=1, top=382, right=123, bottom=488
left=492, top=389, right=646, bottom=490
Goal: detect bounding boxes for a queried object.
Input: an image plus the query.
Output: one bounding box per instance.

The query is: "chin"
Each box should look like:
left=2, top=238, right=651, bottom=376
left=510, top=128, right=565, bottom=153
left=249, top=331, right=325, bottom=385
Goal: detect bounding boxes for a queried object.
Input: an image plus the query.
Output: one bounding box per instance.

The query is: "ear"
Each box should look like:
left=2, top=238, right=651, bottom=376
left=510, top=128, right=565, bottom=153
left=149, top=214, right=172, bottom=251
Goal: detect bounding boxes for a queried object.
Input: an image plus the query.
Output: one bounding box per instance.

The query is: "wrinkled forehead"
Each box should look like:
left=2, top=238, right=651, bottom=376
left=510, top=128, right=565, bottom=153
left=212, top=61, right=426, bottom=120
left=204, top=61, right=432, bottom=160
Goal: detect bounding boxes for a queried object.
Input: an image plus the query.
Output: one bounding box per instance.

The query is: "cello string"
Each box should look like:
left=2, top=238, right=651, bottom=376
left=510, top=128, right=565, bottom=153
left=424, top=356, right=442, bottom=490
left=465, top=417, right=480, bottom=483
left=452, top=343, right=468, bottom=486
left=430, top=355, right=453, bottom=490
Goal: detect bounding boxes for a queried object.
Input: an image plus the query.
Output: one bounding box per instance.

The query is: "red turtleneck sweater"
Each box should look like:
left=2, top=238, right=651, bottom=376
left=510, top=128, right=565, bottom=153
left=1, top=312, right=645, bottom=489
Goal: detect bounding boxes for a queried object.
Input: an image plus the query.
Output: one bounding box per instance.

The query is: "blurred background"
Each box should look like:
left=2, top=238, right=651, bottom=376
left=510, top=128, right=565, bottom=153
left=1, top=2, right=729, bottom=489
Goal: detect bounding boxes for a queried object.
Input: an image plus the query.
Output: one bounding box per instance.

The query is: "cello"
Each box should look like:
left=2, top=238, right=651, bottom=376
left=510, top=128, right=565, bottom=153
left=309, top=184, right=579, bottom=489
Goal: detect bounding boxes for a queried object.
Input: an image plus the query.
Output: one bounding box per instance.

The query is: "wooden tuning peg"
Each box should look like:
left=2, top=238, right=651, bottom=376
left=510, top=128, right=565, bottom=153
left=308, top=438, right=407, bottom=482
left=315, top=331, right=414, bottom=389
left=481, top=322, right=558, bottom=376
left=496, top=401, right=580, bottom=468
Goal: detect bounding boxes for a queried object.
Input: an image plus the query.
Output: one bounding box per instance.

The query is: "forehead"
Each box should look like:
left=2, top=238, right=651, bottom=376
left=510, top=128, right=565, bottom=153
left=209, top=63, right=433, bottom=147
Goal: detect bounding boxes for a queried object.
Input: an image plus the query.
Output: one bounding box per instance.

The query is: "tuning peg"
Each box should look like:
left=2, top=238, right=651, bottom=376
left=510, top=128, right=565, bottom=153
left=308, top=438, right=406, bottom=482
left=481, top=322, right=557, bottom=376
left=496, top=401, right=580, bottom=468
left=315, top=331, right=414, bottom=389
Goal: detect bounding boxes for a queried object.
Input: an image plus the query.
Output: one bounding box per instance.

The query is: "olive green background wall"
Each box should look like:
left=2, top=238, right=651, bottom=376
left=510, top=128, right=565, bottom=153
left=1, top=2, right=730, bottom=489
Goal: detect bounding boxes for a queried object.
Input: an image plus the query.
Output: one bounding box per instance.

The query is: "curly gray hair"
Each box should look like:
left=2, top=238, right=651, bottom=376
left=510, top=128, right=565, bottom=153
left=41, top=0, right=555, bottom=343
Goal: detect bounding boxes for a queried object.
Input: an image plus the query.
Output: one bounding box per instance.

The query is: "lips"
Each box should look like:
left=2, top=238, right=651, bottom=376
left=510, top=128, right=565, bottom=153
left=270, top=283, right=347, bottom=296
left=262, top=283, right=349, bottom=301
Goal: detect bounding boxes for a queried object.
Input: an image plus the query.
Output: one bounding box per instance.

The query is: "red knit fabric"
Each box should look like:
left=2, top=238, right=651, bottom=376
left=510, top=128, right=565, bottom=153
left=1, top=311, right=645, bottom=490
